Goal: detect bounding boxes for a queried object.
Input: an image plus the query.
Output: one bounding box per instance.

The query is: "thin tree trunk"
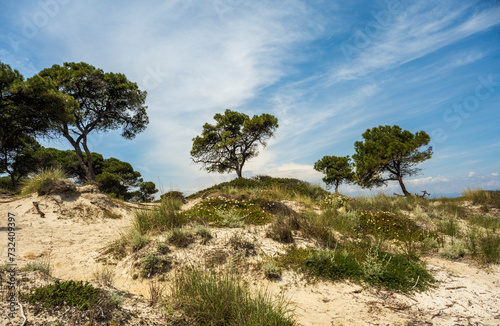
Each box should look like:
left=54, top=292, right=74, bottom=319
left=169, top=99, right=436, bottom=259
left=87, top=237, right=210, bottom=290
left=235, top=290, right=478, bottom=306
left=334, top=183, right=339, bottom=194
left=63, top=133, right=94, bottom=182
left=397, top=176, right=410, bottom=197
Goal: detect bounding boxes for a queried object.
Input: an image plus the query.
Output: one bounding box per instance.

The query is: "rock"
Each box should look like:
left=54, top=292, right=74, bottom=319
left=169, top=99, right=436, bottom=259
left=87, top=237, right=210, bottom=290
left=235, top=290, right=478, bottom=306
left=38, top=180, right=77, bottom=195
left=78, top=184, right=100, bottom=194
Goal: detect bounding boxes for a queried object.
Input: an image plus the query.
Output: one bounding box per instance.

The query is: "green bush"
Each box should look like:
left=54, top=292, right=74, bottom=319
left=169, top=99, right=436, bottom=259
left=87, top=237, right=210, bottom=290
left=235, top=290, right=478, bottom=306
left=22, top=260, right=51, bottom=275
left=130, top=230, right=149, bottom=251
left=171, top=267, right=296, bottom=325
left=156, top=242, right=170, bottom=254
left=140, top=253, right=171, bottom=278
left=195, top=225, right=212, bottom=243
left=263, top=262, right=282, bottom=280
left=266, top=216, right=295, bottom=244
left=23, top=280, right=101, bottom=310
left=320, top=194, right=350, bottom=210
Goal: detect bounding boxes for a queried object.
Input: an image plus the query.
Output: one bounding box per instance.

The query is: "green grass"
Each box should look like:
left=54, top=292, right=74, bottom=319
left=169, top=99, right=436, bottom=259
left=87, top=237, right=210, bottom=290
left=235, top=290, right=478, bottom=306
left=140, top=252, right=171, bottom=278
left=171, top=266, right=296, bottom=325
left=22, top=260, right=51, bottom=275
left=20, top=167, right=68, bottom=196
left=168, top=228, right=194, bottom=248
left=133, top=197, right=185, bottom=235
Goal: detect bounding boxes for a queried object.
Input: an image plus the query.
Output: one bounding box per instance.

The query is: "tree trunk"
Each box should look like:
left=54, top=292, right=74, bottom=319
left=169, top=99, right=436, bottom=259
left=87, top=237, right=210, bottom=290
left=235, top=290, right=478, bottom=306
left=334, top=183, right=339, bottom=194
left=235, top=167, right=242, bottom=178
left=63, top=133, right=94, bottom=182
left=397, top=176, right=411, bottom=197
left=81, top=136, right=95, bottom=181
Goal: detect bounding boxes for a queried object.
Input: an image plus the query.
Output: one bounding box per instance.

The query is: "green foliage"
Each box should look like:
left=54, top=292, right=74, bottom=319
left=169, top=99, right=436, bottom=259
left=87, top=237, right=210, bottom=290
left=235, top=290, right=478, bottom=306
left=37, top=62, right=148, bottom=182
left=180, top=196, right=272, bottom=226
left=462, top=188, right=500, bottom=209
left=140, top=253, right=171, bottom=278
left=133, top=198, right=185, bottom=234
left=263, top=262, right=282, bottom=280
left=130, top=230, right=149, bottom=251
left=1, top=61, right=77, bottom=154
left=314, top=155, right=355, bottom=193
left=195, top=225, right=213, bottom=243
left=23, top=280, right=101, bottom=310
left=438, top=218, right=461, bottom=237
left=189, top=176, right=329, bottom=204
left=191, top=109, right=279, bottom=178
left=320, top=193, right=351, bottom=210
left=161, top=190, right=186, bottom=203
left=353, top=125, right=433, bottom=196
left=278, top=244, right=434, bottom=292
left=356, top=211, right=433, bottom=242
left=22, top=260, right=51, bottom=275
left=440, top=240, right=466, bottom=260
left=20, top=167, right=68, bottom=195
left=156, top=242, right=171, bottom=254
left=0, top=135, right=41, bottom=190
left=168, top=228, right=194, bottom=248
left=171, top=267, right=296, bottom=325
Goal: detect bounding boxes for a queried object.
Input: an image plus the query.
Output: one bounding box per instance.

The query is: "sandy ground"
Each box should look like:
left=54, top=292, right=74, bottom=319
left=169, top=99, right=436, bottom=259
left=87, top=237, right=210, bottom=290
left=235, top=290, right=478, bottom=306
left=0, top=189, right=499, bottom=325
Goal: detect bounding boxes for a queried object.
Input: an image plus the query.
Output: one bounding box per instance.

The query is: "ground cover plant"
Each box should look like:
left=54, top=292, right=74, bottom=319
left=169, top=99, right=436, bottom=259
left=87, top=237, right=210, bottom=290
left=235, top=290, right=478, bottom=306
left=179, top=196, right=272, bottom=226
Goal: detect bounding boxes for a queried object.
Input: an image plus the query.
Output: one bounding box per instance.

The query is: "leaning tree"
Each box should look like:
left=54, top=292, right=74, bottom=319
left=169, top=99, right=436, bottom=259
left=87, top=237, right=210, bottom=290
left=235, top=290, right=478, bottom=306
left=37, top=62, right=148, bottom=182
left=314, top=155, right=355, bottom=194
left=352, top=125, right=433, bottom=197
left=191, top=109, right=278, bottom=178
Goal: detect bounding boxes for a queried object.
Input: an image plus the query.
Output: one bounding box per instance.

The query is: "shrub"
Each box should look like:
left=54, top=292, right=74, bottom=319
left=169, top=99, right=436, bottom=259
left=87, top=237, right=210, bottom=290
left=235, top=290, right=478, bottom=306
left=161, top=190, right=186, bottom=204
left=171, top=267, right=296, bottom=325
left=320, top=194, right=350, bottom=210
left=20, top=167, right=68, bottom=195
left=300, top=213, right=336, bottom=248
left=130, top=230, right=149, bottom=251
left=263, top=262, right=282, bottom=280
left=461, top=188, right=491, bottom=205
left=23, top=280, right=101, bottom=310
left=438, top=218, right=460, bottom=237
left=440, top=240, right=466, bottom=260
left=156, top=242, right=171, bottom=254
left=168, top=228, right=194, bottom=248
left=140, top=253, right=171, bottom=278
left=478, top=232, right=500, bottom=263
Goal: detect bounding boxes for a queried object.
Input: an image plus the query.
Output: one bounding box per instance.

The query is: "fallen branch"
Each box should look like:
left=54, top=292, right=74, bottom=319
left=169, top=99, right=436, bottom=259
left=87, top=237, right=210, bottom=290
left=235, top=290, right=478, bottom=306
left=445, top=286, right=466, bottom=290
left=32, top=201, right=45, bottom=218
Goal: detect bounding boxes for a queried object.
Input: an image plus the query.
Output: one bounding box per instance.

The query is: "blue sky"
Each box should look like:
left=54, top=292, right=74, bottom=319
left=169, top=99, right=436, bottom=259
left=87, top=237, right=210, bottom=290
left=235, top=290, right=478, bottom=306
left=1, top=0, right=499, bottom=196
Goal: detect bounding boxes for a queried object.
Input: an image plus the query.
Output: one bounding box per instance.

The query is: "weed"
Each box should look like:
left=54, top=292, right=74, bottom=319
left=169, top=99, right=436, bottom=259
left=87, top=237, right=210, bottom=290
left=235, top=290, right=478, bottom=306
left=148, top=280, right=165, bottom=306
left=301, top=213, right=336, bottom=248
left=438, top=217, right=460, bottom=237
left=140, top=253, right=171, bottom=278
left=168, top=228, right=194, bottom=248
left=93, top=266, right=114, bottom=287
left=361, top=245, right=391, bottom=283
left=478, top=232, right=500, bottom=263
left=321, top=194, right=350, bottom=210
left=466, top=214, right=500, bottom=230
left=263, top=262, right=282, bottom=280
left=131, top=230, right=149, bottom=251
left=440, top=240, right=466, bottom=260
left=156, top=242, right=171, bottom=254
left=22, top=260, right=51, bottom=275
left=266, top=216, right=294, bottom=244
left=195, top=225, right=212, bottom=243
left=171, top=266, right=296, bottom=325
left=461, top=188, right=491, bottom=205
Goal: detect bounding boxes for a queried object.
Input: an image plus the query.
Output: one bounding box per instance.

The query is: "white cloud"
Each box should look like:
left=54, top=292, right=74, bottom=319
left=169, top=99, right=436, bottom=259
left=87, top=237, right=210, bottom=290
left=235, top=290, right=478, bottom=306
left=468, top=171, right=476, bottom=178
left=492, top=173, right=499, bottom=177
left=408, top=175, right=450, bottom=185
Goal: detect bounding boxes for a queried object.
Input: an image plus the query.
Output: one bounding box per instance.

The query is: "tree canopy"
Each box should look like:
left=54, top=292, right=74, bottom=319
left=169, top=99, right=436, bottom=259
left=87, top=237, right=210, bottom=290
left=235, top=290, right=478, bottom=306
left=352, top=125, right=433, bottom=196
left=0, top=61, right=75, bottom=152
left=191, top=109, right=278, bottom=178
left=37, top=62, right=148, bottom=182
left=314, top=155, right=355, bottom=194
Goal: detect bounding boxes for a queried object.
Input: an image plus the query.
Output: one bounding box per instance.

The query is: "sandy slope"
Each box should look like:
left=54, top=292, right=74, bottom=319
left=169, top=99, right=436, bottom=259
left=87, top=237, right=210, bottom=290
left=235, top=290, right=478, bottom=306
left=1, top=190, right=499, bottom=325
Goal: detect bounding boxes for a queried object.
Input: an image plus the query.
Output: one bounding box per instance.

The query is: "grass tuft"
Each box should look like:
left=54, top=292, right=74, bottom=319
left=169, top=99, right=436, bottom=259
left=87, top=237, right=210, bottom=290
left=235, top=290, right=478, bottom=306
left=20, top=167, right=68, bottom=195
left=171, top=266, right=296, bottom=325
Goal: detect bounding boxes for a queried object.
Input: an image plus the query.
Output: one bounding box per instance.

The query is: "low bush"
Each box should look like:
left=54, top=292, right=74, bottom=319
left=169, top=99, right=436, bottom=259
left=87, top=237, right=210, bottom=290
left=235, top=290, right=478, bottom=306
left=140, top=253, right=171, bottom=278
left=23, top=280, right=101, bottom=310
left=168, top=228, right=194, bottom=248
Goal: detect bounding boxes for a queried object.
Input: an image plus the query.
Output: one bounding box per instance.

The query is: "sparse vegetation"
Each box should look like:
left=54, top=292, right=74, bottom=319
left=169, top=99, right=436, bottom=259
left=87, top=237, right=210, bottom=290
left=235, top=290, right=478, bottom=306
left=168, top=228, right=194, bottom=248
left=140, top=253, right=171, bottom=278
left=171, top=266, right=295, bottom=325
left=22, top=260, right=51, bottom=275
